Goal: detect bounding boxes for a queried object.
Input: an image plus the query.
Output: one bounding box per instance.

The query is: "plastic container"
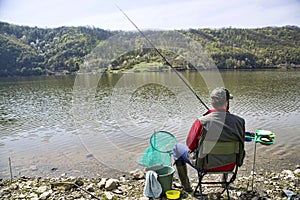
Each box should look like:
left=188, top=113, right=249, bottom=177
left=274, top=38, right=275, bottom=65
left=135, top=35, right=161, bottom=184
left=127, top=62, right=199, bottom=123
left=146, top=165, right=175, bottom=193
left=166, top=190, right=180, bottom=199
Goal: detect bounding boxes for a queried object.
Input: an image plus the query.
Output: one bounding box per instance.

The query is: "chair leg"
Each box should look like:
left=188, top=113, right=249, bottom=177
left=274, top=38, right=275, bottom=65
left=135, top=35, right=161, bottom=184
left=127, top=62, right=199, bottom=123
left=194, top=172, right=205, bottom=199
left=226, top=186, right=230, bottom=200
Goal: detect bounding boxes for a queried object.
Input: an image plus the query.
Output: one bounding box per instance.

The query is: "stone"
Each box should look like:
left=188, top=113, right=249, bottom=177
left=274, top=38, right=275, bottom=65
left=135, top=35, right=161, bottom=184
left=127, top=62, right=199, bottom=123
left=173, top=182, right=182, bottom=188
left=117, top=184, right=125, bottom=191
left=40, top=191, right=51, bottom=200
left=119, top=176, right=126, bottom=183
left=19, top=194, right=26, bottom=198
left=37, top=186, right=48, bottom=193
left=28, top=192, right=38, bottom=198
left=271, top=175, right=279, bottom=180
left=105, top=179, right=119, bottom=191
left=97, top=178, right=107, bottom=189
left=130, top=169, right=144, bottom=179
left=112, top=189, right=123, bottom=194
left=51, top=182, right=75, bottom=191
left=104, top=191, right=114, bottom=200
left=293, top=168, right=300, bottom=175
left=281, top=169, right=293, bottom=176
left=75, top=179, right=84, bottom=186
left=86, top=183, right=95, bottom=192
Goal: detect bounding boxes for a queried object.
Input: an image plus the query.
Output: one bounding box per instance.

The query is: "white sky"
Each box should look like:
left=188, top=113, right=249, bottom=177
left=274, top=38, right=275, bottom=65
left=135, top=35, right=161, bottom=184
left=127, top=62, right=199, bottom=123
left=0, top=0, right=300, bottom=30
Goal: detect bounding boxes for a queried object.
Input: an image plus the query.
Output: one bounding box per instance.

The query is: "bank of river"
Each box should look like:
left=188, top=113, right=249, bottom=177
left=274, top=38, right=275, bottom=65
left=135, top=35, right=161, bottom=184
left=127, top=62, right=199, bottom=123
left=1, top=166, right=299, bottom=199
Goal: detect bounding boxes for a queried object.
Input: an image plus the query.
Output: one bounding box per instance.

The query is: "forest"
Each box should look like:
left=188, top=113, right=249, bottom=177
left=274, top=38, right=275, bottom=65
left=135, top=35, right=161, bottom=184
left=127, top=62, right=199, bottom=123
left=0, top=21, right=300, bottom=76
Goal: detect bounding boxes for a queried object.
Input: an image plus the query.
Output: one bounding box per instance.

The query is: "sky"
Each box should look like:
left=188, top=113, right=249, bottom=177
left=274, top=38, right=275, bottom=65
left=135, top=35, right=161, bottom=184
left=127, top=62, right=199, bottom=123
left=0, top=0, right=300, bottom=30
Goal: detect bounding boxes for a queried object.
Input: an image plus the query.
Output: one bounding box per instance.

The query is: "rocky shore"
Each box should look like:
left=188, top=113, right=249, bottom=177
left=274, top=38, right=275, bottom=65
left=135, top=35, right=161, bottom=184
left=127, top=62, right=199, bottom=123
left=0, top=166, right=299, bottom=200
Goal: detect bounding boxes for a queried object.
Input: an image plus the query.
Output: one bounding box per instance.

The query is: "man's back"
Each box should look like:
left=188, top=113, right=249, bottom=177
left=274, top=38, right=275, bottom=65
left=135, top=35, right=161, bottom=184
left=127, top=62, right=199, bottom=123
left=196, top=111, right=245, bottom=170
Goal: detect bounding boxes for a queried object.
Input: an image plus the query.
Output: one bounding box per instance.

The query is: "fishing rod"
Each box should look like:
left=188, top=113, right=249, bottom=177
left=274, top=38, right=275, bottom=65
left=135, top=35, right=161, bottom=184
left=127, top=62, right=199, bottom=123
left=115, top=4, right=210, bottom=111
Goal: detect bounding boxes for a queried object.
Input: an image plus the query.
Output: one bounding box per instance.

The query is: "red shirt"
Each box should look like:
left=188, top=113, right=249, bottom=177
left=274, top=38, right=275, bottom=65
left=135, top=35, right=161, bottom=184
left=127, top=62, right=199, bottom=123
left=186, top=109, right=235, bottom=171
left=186, top=109, right=228, bottom=151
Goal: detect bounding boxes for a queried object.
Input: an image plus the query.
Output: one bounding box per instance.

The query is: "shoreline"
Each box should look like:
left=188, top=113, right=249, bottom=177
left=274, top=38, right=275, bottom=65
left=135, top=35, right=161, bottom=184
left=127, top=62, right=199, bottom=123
left=1, top=166, right=299, bottom=199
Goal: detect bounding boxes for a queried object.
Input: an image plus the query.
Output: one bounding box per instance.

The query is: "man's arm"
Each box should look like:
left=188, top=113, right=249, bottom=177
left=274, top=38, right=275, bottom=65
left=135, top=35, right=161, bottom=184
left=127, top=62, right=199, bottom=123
left=186, top=119, right=203, bottom=151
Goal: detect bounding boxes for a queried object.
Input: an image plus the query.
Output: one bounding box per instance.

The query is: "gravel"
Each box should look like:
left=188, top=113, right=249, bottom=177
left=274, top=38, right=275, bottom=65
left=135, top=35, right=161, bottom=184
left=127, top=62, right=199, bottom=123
left=0, top=166, right=299, bottom=199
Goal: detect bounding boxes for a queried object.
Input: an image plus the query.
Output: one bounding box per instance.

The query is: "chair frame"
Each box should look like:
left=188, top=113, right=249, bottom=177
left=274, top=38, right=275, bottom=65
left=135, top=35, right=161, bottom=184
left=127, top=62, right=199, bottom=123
left=194, top=165, right=238, bottom=199
left=193, top=141, right=241, bottom=200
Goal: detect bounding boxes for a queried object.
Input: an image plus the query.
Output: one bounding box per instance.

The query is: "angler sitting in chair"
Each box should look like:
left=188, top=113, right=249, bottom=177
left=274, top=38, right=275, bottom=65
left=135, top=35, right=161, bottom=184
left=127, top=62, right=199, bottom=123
left=173, top=87, right=246, bottom=195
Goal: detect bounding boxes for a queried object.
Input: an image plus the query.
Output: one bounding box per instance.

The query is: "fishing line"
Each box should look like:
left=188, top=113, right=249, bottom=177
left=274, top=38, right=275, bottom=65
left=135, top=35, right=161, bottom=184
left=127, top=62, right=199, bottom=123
left=115, top=4, right=210, bottom=110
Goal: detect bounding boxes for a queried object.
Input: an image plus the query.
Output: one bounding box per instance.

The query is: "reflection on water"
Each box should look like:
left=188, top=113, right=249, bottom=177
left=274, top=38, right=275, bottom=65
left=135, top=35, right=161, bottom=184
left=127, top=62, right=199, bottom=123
left=0, top=70, right=299, bottom=179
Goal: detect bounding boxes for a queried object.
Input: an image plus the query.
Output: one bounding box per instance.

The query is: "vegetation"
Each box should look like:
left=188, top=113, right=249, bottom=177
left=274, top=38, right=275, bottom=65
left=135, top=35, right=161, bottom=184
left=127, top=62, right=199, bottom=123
left=1, top=21, right=300, bottom=76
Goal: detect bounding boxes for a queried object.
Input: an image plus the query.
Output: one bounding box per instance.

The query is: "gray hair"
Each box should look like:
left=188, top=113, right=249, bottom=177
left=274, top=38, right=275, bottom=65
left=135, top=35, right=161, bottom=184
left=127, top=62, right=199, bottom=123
left=210, top=87, right=227, bottom=108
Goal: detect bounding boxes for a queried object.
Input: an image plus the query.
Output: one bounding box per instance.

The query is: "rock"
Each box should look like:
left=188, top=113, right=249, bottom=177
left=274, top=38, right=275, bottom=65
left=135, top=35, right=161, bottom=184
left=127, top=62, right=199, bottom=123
left=281, top=169, right=293, bottom=176
left=105, top=179, right=119, bottom=191
left=86, top=183, right=95, bottom=192
left=19, top=194, right=27, bottom=198
left=28, top=192, right=38, bottom=198
left=293, top=168, right=300, bottom=175
left=139, top=197, right=149, bottom=200
left=75, top=179, right=84, bottom=186
left=37, top=185, right=48, bottom=193
left=51, top=182, right=75, bottom=191
left=40, top=191, right=51, bottom=200
left=130, top=169, right=144, bottom=179
left=112, top=189, right=123, bottom=194
left=271, top=175, right=279, bottom=180
left=104, top=191, right=114, bottom=200
left=119, top=176, right=126, bottom=183
left=173, top=182, right=182, bottom=188
left=98, top=178, right=107, bottom=189
left=282, top=169, right=295, bottom=179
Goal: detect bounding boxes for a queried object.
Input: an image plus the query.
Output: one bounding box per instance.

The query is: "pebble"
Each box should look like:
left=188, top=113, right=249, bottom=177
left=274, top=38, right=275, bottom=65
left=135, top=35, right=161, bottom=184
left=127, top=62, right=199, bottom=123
left=0, top=167, right=299, bottom=200
left=294, top=168, right=300, bottom=175
left=105, top=178, right=119, bottom=191
left=104, top=191, right=114, bottom=200
left=98, top=178, right=107, bottom=189
left=40, top=191, right=51, bottom=200
left=130, top=169, right=145, bottom=179
left=37, top=185, right=48, bottom=193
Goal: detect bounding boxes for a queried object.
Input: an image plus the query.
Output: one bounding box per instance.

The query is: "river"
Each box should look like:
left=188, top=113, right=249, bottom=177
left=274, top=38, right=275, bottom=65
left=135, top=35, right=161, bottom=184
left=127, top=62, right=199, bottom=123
left=0, top=69, right=299, bottom=179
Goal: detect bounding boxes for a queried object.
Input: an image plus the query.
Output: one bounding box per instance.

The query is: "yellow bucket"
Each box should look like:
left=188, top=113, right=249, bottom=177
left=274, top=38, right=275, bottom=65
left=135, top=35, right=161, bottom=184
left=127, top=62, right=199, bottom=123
left=165, top=190, right=180, bottom=199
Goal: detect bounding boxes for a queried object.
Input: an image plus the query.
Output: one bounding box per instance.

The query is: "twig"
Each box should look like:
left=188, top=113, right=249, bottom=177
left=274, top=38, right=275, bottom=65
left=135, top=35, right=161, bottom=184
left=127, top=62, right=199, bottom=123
left=9, top=157, right=13, bottom=182
left=51, top=181, right=101, bottom=200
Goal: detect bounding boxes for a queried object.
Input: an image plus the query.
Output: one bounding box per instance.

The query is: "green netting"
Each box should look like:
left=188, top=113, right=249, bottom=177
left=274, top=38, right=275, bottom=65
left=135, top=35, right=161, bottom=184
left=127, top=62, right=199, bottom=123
left=137, top=146, right=171, bottom=167
left=137, top=131, right=177, bottom=167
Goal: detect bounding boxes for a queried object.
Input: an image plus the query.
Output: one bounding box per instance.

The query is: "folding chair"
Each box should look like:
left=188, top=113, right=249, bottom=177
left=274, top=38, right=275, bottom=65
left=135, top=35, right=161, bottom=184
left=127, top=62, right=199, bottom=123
left=194, top=141, right=242, bottom=200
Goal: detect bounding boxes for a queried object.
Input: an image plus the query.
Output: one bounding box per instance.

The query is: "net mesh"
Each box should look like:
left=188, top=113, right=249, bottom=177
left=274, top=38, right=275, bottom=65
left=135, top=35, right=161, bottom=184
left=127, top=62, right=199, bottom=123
left=138, top=131, right=177, bottom=167
left=150, top=131, right=177, bottom=153
left=137, top=147, right=172, bottom=167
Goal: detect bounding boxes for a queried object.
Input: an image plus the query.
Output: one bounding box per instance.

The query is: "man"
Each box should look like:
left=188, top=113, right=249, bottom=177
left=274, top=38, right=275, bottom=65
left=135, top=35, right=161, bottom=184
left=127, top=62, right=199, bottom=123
left=173, top=87, right=245, bottom=192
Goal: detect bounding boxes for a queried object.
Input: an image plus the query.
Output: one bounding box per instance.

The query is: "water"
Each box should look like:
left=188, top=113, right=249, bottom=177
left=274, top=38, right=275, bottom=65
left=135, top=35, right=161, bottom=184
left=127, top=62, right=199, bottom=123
left=0, top=70, right=299, bottom=179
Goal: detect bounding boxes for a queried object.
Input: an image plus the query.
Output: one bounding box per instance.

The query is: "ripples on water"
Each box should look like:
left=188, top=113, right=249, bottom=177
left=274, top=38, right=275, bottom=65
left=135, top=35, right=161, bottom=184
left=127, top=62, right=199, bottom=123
left=0, top=70, right=299, bottom=179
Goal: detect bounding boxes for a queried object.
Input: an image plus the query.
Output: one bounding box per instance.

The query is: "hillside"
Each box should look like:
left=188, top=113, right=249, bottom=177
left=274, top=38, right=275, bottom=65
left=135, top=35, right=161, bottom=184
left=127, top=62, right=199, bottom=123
left=0, top=22, right=300, bottom=76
